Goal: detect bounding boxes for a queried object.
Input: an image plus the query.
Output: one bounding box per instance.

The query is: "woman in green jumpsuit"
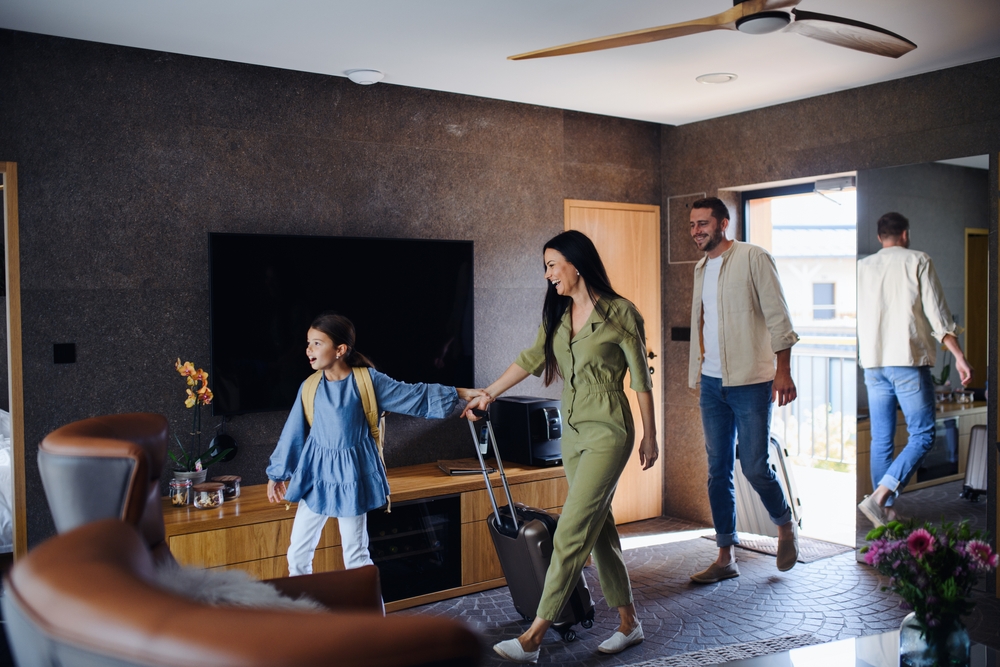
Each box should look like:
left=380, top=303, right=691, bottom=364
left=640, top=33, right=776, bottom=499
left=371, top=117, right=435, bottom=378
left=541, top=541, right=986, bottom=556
left=464, top=230, right=658, bottom=663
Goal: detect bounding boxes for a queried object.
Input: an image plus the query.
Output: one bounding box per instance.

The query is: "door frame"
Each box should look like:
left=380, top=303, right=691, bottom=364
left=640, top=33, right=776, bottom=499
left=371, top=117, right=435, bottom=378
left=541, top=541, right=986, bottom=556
left=1, top=162, right=26, bottom=558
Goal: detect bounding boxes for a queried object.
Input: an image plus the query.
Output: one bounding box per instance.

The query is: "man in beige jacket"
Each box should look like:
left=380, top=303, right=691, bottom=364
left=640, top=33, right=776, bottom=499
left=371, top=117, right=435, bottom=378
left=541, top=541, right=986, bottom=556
left=856, top=211, right=972, bottom=527
left=687, top=197, right=800, bottom=583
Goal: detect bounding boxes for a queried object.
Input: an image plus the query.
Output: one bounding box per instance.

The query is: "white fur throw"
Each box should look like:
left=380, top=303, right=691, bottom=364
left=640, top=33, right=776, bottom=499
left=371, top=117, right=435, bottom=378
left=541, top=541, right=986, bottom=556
left=152, top=561, right=326, bottom=612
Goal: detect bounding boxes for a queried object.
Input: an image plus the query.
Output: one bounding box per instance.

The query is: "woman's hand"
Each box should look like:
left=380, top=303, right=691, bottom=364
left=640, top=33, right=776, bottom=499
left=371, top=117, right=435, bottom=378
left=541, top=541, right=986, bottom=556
left=638, top=433, right=658, bottom=471
left=635, top=391, right=658, bottom=471
left=267, top=479, right=287, bottom=504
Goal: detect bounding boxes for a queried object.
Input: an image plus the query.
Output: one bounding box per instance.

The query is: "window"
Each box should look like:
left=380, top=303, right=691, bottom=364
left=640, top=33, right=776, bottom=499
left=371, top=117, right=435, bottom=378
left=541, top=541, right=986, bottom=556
left=813, top=283, right=835, bottom=320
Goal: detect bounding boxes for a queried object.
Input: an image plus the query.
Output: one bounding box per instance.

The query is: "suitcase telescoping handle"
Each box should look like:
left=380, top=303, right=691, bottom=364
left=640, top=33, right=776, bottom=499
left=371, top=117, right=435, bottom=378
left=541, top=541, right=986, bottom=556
left=466, top=409, right=519, bottom=532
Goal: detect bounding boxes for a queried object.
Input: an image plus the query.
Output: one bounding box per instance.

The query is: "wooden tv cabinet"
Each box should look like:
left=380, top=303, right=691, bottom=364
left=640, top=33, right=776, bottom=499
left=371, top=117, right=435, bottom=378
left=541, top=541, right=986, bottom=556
left=162, top=460, right=567, bottom=612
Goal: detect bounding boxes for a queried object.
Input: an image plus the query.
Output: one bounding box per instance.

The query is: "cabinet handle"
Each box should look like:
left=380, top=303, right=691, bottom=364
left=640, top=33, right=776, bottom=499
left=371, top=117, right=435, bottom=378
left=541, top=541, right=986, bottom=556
left=649, top=366, right=655, bottom=375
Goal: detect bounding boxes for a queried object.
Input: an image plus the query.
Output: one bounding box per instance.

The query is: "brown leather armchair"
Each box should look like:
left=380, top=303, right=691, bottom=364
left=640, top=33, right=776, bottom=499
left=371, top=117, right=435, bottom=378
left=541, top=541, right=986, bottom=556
left=12, top=413, right=482, bottom=666
left=35, top=412, right=380, bottom=610
left=3, top=518, right=481, bottom=666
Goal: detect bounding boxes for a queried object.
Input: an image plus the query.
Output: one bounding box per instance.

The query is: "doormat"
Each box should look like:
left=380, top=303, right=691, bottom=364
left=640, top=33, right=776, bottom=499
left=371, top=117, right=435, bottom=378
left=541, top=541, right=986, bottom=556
left=701, top=533, right=854, bottom=563
left=626, top=633, right=823, bottom=666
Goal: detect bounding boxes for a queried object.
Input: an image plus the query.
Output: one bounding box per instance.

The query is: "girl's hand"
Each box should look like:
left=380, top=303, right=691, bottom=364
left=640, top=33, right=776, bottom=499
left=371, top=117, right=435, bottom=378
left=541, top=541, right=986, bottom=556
left=638, top=434, right=659, bottom=471
left=456, top=387, right=483, bottom=402
left=267, top=479, right=287, bottom=503
left=460, top=391, right=493, bottom=420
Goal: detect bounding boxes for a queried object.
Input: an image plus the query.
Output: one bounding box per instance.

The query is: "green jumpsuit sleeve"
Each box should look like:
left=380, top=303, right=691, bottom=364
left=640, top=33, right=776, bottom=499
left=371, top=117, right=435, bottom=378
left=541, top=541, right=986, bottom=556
left=514, top=323, right=547, bottom=377
left=616, top=302, right=653, bottom=393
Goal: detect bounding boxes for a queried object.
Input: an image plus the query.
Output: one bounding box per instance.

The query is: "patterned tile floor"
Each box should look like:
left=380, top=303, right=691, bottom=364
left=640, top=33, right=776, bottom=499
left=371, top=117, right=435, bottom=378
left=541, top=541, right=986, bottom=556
left=399, top=516, right=1000, bottom=666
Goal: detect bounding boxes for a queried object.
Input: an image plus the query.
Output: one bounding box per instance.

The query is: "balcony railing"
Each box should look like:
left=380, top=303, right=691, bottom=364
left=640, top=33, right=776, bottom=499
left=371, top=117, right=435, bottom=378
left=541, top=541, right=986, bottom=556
left=773, top=348, right=857, bottom=467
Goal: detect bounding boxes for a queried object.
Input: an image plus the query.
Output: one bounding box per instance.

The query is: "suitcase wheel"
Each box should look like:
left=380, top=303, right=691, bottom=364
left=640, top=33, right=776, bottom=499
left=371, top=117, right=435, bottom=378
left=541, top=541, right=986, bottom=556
left=581, top=619, right=593, bottom=629
left=559, top=629, right=577, bottom=643
left=520, top=614, right=532, bottom=622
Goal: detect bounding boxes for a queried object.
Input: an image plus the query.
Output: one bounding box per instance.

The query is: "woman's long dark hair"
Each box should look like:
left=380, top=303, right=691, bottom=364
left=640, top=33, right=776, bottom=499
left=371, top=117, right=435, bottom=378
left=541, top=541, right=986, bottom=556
left=309, top=312, right=375, bottom=368
left=541, top=230, right=623, bottom=386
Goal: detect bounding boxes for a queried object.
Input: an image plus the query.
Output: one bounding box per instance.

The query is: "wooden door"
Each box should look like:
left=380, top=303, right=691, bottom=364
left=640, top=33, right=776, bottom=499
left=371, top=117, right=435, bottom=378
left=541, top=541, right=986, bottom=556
left=565, top=200, right=662, bottom=524
left=964, top=229, right=988, bottom=387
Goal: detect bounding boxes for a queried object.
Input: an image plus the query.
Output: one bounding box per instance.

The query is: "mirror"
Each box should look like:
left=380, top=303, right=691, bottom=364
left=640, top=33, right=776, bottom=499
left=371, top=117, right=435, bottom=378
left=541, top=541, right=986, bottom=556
left=854, top=155, right=991, bottom=562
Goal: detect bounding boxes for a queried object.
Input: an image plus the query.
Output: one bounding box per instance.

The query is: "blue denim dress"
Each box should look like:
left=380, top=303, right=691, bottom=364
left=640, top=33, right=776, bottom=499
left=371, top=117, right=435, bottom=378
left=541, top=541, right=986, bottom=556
left=267, top=369, right=458, bottom=517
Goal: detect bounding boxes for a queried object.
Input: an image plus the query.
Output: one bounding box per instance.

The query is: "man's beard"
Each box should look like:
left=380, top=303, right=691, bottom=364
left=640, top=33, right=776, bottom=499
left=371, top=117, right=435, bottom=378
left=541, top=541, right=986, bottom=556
left=702, top=228, right=726, bottom=253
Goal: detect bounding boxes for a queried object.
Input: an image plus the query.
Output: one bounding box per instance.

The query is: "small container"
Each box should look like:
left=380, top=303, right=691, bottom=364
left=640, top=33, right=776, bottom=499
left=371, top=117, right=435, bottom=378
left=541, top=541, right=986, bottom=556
left=211, top=475, right=241, bottom=500
left=954, top=390, right=974, bottom=405
left=169, top=478, right=192, bottom=507
left=192, top=482, right=225, bottom=510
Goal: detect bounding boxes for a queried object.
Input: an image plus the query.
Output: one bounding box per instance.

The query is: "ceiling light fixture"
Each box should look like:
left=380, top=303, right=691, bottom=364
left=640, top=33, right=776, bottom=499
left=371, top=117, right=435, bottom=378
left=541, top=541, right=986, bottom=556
left=345, top=69, right=384, bottom=85
left=696, top=73, right=738, bottom=85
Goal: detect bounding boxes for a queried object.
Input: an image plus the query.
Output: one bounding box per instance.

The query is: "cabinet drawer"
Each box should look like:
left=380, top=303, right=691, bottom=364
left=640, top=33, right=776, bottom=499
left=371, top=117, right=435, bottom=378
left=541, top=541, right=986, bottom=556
left=462, top=521, right=503, bottom=585
left=170, top=518, right=341, bottom=568
left=462, top=477, right=568, bottom=523
left=461, top=507, right=564, bottom=587
left=958, top=412, right=987, bottom=435
left=210, top=546, right=345, bottom=579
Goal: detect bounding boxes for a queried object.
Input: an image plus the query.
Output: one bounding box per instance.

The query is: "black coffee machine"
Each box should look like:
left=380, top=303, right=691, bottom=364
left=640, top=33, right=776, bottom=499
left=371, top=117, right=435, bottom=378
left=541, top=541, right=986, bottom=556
left=488, top=396, right=562, bottom=467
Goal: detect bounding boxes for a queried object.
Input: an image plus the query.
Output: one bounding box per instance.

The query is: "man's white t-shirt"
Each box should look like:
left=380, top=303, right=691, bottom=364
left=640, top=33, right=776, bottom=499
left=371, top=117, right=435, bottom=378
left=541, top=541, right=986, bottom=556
left=701, top=256, right=723, bottom=378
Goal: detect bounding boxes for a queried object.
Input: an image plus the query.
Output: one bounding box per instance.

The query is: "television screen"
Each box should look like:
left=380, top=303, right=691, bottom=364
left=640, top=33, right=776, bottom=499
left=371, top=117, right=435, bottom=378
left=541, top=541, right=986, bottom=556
left=209, top=233, right=474, bottom=416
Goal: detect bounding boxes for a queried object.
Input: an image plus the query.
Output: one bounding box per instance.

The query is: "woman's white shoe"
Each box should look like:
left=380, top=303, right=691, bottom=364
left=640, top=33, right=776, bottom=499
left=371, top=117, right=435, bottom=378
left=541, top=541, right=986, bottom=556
left=597, top=621, right=644, bottom=654
left=493, top=638, right=540, bottom=664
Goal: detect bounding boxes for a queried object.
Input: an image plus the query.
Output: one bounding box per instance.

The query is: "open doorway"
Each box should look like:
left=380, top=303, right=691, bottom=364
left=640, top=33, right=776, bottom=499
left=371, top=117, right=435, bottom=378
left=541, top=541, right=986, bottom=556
left=742, top=178, right=858, bottom=547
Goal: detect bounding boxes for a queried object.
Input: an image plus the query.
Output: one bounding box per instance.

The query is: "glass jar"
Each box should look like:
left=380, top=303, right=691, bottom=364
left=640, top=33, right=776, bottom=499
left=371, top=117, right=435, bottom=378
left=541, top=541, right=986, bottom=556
left=192, top=482, right=225, bottom=510
left=210, top=475, right=241, bottom=500
left=899, top=611, right=970, bottom=667
left=169, top=478, right=192, bottom=507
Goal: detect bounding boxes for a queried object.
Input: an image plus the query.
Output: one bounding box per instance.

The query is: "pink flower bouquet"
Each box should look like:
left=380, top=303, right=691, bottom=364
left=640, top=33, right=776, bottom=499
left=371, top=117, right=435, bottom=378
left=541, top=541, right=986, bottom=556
left=862, top=519, right=997, bottom=637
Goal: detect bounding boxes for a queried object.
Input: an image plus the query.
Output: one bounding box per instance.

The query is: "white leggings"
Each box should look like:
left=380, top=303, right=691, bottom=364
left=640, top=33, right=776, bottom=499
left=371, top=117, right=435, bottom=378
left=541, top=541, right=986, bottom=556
left=286, top=500, right=374, bottom=575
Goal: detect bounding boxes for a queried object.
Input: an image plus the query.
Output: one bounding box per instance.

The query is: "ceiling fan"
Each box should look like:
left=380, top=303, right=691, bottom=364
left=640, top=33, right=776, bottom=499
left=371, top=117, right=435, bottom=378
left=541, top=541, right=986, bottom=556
left=509, top=0, right=916, bottom=61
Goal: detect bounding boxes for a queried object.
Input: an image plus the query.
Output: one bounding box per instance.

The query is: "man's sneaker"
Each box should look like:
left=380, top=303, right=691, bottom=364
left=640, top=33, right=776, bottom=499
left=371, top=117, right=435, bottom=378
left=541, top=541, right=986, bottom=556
left=858, top=495, right=888, bottom=527
left=690, top=561, right=740, bottom=584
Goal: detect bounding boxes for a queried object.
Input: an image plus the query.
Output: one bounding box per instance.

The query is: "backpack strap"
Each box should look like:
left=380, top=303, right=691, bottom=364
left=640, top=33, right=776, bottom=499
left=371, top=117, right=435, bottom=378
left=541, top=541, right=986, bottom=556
left=352, top=367, right=391, bottom=512
left=301, top=371, right=324, bottom=426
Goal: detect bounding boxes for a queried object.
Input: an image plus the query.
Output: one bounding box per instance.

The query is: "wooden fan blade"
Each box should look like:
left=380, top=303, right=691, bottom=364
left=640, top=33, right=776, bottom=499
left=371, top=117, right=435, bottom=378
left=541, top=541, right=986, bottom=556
left=508, top=6, right=744, bottom=61
left=786, top=9, right=916, bottom=58
left=506, top=0, right=802, bottom=61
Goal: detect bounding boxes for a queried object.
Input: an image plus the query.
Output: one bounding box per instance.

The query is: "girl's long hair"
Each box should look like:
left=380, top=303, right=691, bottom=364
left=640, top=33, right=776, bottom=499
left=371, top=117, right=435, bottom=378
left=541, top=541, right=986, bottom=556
left=309, top=312, right=375, bottom=368
left=541, top=230, right=622, bottom=386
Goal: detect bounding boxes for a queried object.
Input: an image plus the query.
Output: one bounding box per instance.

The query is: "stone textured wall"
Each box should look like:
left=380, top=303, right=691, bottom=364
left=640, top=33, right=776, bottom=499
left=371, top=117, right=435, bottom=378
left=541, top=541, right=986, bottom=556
left=659, top=58, right=1000, bottom=526
left=0, top=29, right=660, bottom=546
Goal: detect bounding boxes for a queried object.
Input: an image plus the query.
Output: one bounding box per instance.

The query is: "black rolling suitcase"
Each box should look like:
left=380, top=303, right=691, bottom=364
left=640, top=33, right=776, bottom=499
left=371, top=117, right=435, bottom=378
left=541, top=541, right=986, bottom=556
left=467, top=410, right=595, bottom=642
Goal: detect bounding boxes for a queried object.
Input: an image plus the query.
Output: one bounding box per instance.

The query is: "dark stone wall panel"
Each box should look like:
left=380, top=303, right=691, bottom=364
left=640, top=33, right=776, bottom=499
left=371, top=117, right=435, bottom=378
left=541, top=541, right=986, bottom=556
left=0, top=29, right=659, bottom=546
left=563, top=111, right=661, bottom=172
left=562, top=163, right=660, bottom=206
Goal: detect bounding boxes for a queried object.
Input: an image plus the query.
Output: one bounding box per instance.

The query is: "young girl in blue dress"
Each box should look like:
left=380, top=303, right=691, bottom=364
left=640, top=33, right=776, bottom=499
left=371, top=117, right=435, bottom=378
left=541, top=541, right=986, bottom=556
left=267, top=312, right=480, bottom=574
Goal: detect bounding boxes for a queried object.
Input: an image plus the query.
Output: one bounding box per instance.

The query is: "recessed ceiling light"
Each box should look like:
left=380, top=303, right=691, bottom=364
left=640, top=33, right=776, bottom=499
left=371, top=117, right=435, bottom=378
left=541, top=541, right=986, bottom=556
left=696, top=73, right=738, bottom=84
left=345, top=69, right=384, bottom=85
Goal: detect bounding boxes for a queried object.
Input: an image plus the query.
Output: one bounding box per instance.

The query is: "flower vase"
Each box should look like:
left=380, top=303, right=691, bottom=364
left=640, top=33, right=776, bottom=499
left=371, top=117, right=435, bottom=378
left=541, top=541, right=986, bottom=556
left=173, top=469, right=208, bottom=486
left=899, top=612, right=970, bottom=667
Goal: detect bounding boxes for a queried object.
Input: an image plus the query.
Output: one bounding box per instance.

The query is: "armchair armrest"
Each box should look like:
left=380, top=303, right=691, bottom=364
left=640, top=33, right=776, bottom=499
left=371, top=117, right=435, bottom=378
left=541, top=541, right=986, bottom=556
left=266, top=565, right=384, bottom=614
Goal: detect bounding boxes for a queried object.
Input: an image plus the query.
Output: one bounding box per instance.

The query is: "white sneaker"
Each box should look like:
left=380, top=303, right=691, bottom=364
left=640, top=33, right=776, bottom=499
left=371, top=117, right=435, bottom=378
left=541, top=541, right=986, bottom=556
left=493, top=638, right=539, bottom=664
left=597, top=621, right=644, bottom=654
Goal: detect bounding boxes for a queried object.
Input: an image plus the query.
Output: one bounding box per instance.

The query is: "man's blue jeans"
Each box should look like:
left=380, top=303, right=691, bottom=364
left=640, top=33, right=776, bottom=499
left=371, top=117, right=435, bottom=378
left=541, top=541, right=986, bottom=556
left=864, top=366, right=936, bottom=507
left=700, top=375, right=792, bottom=547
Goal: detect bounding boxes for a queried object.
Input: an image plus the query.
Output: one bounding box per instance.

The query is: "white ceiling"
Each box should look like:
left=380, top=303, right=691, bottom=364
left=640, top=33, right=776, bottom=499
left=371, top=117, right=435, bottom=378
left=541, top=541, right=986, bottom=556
left=2, top=0, right=999, bottom=125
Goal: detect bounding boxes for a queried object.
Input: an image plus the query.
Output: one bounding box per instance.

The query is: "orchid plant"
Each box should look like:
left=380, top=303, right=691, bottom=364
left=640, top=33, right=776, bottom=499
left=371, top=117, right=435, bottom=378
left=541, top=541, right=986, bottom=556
left=170, top=359, right=229, bottom=472
left=862, top=519, right=997, bottom=642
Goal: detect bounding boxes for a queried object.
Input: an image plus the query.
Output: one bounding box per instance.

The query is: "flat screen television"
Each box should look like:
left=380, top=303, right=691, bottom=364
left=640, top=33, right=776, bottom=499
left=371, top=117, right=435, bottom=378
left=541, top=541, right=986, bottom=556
left=209, top=233, right=474, bottom=416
